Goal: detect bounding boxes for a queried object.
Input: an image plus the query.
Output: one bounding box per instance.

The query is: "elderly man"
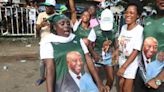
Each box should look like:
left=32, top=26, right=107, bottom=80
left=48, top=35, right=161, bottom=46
left=134, top=37, right=164, bottom=92
left=56, top=51, right=83, bottom=92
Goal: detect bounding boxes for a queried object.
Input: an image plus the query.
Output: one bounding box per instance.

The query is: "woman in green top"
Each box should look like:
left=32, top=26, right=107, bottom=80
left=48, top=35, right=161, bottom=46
left=39, top=14, right=109, bottom=92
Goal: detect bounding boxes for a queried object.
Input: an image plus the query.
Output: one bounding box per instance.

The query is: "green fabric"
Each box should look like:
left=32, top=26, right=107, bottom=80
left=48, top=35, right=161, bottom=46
left=143, top=16, right=164, bottom=51
left=51, top=36, right=85, bottom=80
left=39, top=2, right=55, bottom=7
left=48, top=14, right=68, bottom=23
left=74, top=25, right=92, bottom=38
left=93, top=25, right=115, bottom=53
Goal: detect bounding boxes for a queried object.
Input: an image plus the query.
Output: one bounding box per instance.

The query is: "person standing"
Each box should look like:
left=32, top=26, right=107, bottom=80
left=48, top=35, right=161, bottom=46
left=40, top=14, right=109, bottom=92
left=116, top=3, right=143, bottom=92
left=35, top=0, right=56, bottom=86
left=36, top=0, right=56, bottom=38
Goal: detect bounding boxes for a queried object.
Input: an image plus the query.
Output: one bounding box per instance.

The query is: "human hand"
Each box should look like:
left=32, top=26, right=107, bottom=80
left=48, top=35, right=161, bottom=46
left=98, top=85, right=110, bottom=92
left=147, top=79, right=159, bottom=89
left=102, top=40, right=112, bottom=53
left=93, top=52, right=101, bottom=62
left=40, top=18, right=50, bottom=28
left=117, top=67, right=125, bottom=77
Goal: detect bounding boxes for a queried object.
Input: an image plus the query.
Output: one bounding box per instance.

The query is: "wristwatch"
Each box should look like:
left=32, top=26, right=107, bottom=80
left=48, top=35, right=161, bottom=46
left=155, top=79, right=162, bottom=86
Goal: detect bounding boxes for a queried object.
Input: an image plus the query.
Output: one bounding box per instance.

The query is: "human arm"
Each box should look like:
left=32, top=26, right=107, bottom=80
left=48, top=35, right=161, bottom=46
left=40, top=42, right=55, bottom=92
left=147, top=69, right=164, bottom=89
left=117, top=49, right=139, bottom=77
left=68, top=0, right=77, bottom=25
left=36, top=14, right=50, bottom=37
left=43, top=59, right=55, bottom=92
left=80, top=39, right=109, bottom=92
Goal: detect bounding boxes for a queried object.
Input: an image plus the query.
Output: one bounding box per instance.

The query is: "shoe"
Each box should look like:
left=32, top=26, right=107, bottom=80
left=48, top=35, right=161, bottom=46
left=2, top=31, right=9, bottom=35
left=35, top=78, right=45, bottom=86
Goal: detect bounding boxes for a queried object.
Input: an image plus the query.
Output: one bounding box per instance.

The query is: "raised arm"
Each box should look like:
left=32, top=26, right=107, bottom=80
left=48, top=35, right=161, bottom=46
left=80, top=39, right=109, bottom=92
left=68, top=0, right=77, bottom=24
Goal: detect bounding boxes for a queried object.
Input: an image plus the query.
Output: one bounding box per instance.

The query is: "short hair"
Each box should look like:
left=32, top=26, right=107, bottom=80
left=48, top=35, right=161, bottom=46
left=66, top=51, right=81, bottom=62
left=125, top=3, right=142, bottom=16
left=144, top=37, right=158, bottom=46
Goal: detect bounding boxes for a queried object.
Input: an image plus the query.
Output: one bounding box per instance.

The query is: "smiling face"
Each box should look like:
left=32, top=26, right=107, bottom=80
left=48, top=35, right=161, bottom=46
left=156, top=0, right=164, bottom=10
left=157, top=51, right=164, bottom=62
left=143, top=37, right=158, bottom=59
left=81, top=11, right=91, bottom=23
left=124, top=5, right=138, bottom=25
left=67, top=51, right=83, bottom=75
left=54, top=18, right=71, bottom=37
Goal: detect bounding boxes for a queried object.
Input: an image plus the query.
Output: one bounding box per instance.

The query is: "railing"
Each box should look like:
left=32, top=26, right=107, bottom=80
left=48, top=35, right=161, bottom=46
left=0, top=6, right=36, bottom=37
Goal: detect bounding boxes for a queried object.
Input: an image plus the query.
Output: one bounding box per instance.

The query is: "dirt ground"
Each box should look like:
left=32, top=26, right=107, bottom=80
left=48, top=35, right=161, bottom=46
left=0, top=37, right=117, bottom=92
left=0, top=38, right=46, bottom=92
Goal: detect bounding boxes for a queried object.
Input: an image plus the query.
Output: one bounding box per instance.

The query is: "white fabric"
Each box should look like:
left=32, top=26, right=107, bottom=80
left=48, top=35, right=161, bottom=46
left=118, top=24, right=143, bottom=79
left=87, top=28, right=96, bottom=42
left=69, top=70, right=81, bottom=88
left=40, top=33, right=89, bottom=59
left=45, top=0, right=56, bottom=6
left=80, top=39, right=89, bottom=54
left=100, top=8, right=114, bottom=31
left=73, top=19, right=82, bottom=32
left=40, top=33, right=75, bottom=59
left=39, top=33, right=75, bottom=44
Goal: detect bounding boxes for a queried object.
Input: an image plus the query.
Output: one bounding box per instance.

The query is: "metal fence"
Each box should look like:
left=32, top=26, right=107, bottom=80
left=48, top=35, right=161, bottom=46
left=0, top=6, right=36, bottom=37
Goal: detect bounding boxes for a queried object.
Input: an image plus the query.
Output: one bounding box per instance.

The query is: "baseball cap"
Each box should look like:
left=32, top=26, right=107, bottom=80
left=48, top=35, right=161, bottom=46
left=40, top=0, right=56, bottom=7
left=100, top=8, right=114, bottom=31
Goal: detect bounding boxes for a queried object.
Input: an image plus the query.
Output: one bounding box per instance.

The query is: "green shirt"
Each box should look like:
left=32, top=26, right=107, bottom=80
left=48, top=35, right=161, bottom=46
left=74, top=25, right=92, bottom=38
left=51, top=36, right=85, bottom=80
left=143, top=16, right=164, bottom=51
left=93, top=25, right=115, bottom=53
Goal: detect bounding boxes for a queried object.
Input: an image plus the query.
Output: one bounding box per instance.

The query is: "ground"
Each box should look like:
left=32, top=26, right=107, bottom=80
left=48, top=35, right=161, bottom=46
left=0, top=37, right=117, bottom=92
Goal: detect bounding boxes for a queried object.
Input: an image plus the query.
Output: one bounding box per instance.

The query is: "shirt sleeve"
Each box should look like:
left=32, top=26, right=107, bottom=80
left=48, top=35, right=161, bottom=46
left=87, top=28, right=96, bottom=42
left=133, top=26, right=143, bottom=51
left=40, top=43, right=54, bottom=59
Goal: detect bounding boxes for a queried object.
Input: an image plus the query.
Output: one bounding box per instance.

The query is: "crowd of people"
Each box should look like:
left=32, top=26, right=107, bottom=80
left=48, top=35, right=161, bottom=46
left=34, top=0, right=164, bottom=92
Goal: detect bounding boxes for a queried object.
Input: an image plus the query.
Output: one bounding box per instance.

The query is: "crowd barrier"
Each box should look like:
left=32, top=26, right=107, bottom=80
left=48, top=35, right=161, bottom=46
left=0, top=6, right=36, bottom=37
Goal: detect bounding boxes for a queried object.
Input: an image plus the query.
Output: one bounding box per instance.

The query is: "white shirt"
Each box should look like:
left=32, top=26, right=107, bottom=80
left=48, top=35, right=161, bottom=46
left=69, top=70, right=81, bottom=88
left=142, top=51, right=151, bottom=69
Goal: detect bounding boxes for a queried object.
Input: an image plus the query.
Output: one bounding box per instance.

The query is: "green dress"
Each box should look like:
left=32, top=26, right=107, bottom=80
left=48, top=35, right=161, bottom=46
left=51, top=36, right=85, bottom=80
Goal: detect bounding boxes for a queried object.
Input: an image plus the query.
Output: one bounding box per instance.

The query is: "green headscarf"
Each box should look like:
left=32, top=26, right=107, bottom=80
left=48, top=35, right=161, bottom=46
left=48, top=14, right=69, bottom=23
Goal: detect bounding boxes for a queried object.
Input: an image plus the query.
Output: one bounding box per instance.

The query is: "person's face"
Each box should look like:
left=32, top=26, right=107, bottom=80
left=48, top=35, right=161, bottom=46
left=157, top=52, right=164, bottom=62
left=143, top=40, right=158, bottom=59
left=156, top=0, right=164, bottom=10
left=81, top=11, right=91, bottom=23
left=124, top=5, right=138, bottom=25
left=88, top=6, right=96, bottom=17
left=54, top=18, right=71, bottom=37
left=67, top=54, right=83, bottom=75
left=45, top=6, right=54, bottom=14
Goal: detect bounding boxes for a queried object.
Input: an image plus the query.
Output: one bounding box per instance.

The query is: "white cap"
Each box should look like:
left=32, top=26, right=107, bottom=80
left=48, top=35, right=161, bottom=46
left=100, top=8, right=114, bottom=31
left=41, top=0, right=56, bottom=7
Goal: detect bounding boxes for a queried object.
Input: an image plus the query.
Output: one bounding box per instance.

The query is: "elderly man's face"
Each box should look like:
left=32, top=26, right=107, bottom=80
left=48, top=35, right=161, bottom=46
left=143, top=39, right=158, bottom=59
left=67, top=53, right=83, bottom=75
left=156, top=0, right=164, bottom=10
left=157, top=52, right=164, bottom=62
